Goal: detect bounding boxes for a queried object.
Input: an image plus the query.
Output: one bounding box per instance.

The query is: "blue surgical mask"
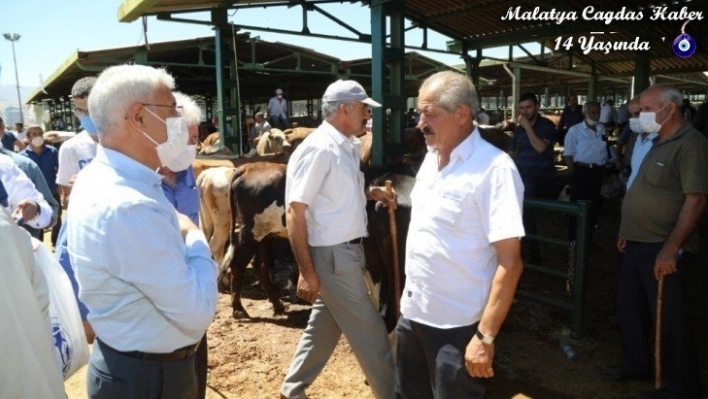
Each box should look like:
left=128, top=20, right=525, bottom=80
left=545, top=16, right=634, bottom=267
left=79, top=115, right=97, bottom=134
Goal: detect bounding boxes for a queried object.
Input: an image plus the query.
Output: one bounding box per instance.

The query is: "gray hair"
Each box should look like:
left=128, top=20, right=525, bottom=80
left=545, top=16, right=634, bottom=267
left=88, top=65, right=175, bottom=139
left=419, top=71, right=479, bottom=117
left=321, top=100, right=354, bottom=120
left=644, top=84, right=683, bottom=107
left=173, top=92, right=202, bottom=127
left=582, top=100, right=600, bottom=114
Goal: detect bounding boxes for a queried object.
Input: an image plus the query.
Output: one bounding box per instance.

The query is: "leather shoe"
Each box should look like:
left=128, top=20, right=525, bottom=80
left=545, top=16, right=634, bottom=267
left=599, top=366, right=652, bottom=381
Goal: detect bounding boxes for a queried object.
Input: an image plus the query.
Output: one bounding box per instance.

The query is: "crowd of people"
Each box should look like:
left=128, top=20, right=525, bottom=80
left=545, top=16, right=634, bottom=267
left=2, top=62, right=706, bottom=399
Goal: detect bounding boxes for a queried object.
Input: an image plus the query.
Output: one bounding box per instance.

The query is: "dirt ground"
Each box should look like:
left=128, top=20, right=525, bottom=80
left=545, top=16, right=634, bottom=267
left=65, top=196, right=708, bottom=398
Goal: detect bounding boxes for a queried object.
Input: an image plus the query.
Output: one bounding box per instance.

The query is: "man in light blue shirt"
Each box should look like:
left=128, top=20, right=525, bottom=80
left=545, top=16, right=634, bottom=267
left=268, top=88, right=290, bottom=129
left=67, top=64, right=217, bottom=399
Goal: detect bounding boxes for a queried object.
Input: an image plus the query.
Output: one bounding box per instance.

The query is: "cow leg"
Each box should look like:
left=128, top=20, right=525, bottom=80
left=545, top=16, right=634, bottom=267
left=254, top=236, right=286, bottom=316
left=229, top=235, right=257, bottom=319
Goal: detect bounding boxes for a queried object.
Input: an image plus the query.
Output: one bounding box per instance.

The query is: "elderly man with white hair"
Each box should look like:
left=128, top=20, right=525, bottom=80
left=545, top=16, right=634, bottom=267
left=67, top=65, right=218, bottom=399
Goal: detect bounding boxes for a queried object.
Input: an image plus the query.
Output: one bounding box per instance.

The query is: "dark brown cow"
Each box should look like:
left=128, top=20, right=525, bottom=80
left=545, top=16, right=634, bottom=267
left=219, top=162, right=289, bottom=319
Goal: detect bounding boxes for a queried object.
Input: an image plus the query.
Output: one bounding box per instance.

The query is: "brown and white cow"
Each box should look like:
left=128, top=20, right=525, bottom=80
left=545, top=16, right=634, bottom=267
left=255, top=128, right=291, bottom=155
left=197, top=166, right=237, bottom=265
left=219, top=162, right=289, bottom=319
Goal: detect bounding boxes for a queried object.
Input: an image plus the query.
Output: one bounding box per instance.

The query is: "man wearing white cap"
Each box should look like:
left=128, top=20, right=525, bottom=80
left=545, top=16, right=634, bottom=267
left=280, top=79, right=396, bottom=399
left=268, top=88, right=290, bottom=129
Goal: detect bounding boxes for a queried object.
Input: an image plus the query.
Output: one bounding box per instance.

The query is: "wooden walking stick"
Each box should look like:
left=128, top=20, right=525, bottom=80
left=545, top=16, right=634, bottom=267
left=655, top=276, right=664, bottom=390
left=385, top=180, right=401, bottom=320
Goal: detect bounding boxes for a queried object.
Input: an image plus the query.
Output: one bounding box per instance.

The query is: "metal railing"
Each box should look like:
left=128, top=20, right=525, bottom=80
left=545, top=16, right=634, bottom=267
left=516, top=199, right=591, bottom=338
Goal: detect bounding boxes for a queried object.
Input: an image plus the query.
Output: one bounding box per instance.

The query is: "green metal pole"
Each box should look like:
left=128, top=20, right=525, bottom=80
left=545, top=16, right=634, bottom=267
left=370, top=0, right=385, bottom=165
left=572, top=200, right=592, bottom=338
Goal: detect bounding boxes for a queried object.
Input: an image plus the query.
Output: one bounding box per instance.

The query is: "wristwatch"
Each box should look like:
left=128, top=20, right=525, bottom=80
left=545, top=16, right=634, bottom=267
left=475, top=329, right=496, bottom=345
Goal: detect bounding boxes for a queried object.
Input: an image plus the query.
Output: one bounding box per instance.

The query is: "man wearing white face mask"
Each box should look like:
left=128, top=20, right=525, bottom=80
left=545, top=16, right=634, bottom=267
left=563, top=100, right=607, bottom=239
left=158, top=91, right=208, bottom=399
left=616, top=97, right=658, bottom=190
left=608, top=84, right=707, bottom=399
left=67, top=65, right=218, bottom=399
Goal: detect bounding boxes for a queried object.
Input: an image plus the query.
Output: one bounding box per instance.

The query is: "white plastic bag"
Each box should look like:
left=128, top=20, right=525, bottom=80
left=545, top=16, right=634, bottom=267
left=32, top=238, right=89, bottom=380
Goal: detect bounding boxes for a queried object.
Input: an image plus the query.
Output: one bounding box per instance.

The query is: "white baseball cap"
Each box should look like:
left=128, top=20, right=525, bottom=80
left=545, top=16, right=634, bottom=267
left=322, top=80, right=381, bottom=107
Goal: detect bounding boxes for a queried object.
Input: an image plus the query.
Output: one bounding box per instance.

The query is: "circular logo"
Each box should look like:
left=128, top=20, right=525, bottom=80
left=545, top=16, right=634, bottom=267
left=672, top=33, right=696, bottom=58
left=52, top=322, right=74, bottom=378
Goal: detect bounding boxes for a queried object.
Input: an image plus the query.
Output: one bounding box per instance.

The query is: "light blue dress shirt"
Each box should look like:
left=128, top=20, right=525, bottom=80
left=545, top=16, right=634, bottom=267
left=67, top=146, right=217, bottom=353
left=161, top=166, right=200, bottom=226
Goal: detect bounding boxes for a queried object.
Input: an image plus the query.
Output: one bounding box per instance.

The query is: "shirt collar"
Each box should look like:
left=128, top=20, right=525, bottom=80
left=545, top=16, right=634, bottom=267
left=96, top=146, right=164, bottom=187
left=323, top=120, right=360, bottom=148
left=656, top=122, right=693, bottom=145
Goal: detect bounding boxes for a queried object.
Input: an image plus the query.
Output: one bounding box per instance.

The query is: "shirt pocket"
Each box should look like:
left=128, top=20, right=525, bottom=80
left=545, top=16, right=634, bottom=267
left=643, top=159, right=671, bottom=187
left=430, top=191, right=464, bottom=226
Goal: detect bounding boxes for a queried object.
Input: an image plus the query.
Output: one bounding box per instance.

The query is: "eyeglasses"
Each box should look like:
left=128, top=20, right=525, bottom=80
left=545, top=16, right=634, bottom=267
left=74, top=108, right=89, bottom=117
left=139, top=103, right=183, bottom=113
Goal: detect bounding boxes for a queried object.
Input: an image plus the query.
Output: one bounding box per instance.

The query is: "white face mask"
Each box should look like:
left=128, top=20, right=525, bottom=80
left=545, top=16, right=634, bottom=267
left=31, top=137, right=44, bottom=147
left=164, top=144, right=197, bottom=171
left=585, top=117, right=598, bottom=127
left=639, top=103, right=670, bottom=134
left=141, top=107, right=190, bottom=168
left=628, top=117, right=643, bottom=133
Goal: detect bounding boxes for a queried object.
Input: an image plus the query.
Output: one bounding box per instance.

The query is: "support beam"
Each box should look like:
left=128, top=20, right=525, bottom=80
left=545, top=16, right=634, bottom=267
left=633, top=52, right=651, bottom=96
left=370, top=0, right=386, bottom=166
left=588, top=65, right=598, bottom=101
left=212, top=8, right=228, bottom=150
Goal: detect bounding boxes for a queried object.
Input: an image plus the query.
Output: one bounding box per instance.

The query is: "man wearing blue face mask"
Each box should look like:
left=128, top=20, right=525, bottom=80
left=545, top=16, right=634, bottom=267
left=67, top=64, right=217, bottom=399
left=54, top=76, right=100, bottom=345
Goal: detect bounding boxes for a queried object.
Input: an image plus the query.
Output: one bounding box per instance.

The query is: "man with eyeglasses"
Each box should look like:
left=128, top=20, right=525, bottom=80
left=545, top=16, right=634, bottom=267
left=67, top=64, right=217, bottom=398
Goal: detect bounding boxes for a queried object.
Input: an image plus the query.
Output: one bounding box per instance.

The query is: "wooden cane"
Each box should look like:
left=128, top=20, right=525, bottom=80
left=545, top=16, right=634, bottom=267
left=385, top=180, right=401, bottom=320
left=655, top=276, right=664, bottom=390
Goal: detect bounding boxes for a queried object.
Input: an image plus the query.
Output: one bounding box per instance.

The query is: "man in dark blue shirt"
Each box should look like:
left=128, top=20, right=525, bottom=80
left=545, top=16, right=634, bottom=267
left=0, top=117, right=25, bottom=152
left=510, top=93, right=557, bottom=264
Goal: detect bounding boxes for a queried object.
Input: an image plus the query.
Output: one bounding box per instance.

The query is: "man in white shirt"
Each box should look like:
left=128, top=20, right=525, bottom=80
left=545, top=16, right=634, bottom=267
left=0, top=154, right=53, bottom=229
left=396, top=71, right=525, bottom=398
left=280, top=79, right=396, bottom=399
left=563, top=100, right=608, bottom=238
left=600, top=99, right=616, bottom=128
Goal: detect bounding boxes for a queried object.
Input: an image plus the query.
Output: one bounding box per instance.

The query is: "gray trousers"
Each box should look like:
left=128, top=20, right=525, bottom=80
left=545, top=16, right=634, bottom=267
left=281, top=242, right=395, bottom=399
left=88, top=339, right=197, bottom=399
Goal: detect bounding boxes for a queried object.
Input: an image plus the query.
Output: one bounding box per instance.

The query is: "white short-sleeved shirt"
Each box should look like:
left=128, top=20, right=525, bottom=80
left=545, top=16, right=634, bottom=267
left=56, top=131, right=98, bottom=186
left=285, top=121, right=367, bottom=247
left=401, top=128, right=525, bottom=328
left=563, top=121, right=608, bottom=165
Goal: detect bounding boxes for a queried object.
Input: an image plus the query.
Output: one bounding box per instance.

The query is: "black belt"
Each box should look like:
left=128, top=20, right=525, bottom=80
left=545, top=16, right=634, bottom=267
left=345, top=237, right=364, bottom=245
left=98, top=338, right=199, bottom=362
left=574, top=162, right=603, bottom=169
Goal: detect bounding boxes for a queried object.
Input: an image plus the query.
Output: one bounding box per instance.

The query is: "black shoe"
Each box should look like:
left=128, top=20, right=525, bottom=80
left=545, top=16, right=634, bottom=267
left=599, top=366, right=652, bottom=381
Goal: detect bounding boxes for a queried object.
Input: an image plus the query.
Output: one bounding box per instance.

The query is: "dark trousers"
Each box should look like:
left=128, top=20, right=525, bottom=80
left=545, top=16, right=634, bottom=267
left=51, top=192, right=62, bottom=247
left=395, top=317, right=485, bottom=399
left=195, top=334, right=208, bottom=399
left=569, top=165, right=604, bottom=239
left=520, top=174, right=547, bottom=263
left=90, top=339, right=198, bottom=399
left=617, top=242, right=702, bottom=398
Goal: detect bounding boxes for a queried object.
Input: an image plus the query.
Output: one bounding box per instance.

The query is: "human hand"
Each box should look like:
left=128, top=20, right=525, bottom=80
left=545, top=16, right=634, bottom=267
left=83, top=320, right=96, bottom=344
left=16, top=200, right=39, bottom=223
left=616, top=237, right=626, bottom=253
left=176, top=212, right=199, bottom=239
left=368, top=186, right=397, bottom=210
left=297, top=272, right=320, bottom=304
left=517, top=114, right=532, bottom=131
left=654, top=245, right=679, bottom=280
left=464, top=335, right=495, bottom=378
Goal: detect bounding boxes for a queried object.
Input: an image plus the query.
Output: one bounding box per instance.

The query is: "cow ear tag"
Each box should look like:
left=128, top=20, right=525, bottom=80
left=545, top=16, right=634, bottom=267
left=672, top=21, right=696, bottom=59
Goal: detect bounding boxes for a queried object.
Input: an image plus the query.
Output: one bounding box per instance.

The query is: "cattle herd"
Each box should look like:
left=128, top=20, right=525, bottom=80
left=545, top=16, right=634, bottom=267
left=195, top=123, right=517, bottom=325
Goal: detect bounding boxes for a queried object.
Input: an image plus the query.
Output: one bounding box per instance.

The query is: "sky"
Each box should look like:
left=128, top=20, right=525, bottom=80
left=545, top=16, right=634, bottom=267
left=0, top=0, right=530, bottom=92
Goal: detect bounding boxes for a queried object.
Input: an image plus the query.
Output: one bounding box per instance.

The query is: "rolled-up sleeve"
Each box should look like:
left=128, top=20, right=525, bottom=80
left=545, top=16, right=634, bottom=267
left=1, top=159, right=53, bottom=228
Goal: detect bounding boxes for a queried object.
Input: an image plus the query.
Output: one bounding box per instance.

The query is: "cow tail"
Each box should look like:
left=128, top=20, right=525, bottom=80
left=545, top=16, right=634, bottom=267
left=217, top=166, right=246, bottom=292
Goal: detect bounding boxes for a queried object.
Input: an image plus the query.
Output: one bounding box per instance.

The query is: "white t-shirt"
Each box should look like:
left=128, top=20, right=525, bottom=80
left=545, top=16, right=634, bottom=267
left=285, top=121, right=367, bottom=246
left=56, top=131, right=98, bottom=186
left=401, top=129, right=525, bottom=328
